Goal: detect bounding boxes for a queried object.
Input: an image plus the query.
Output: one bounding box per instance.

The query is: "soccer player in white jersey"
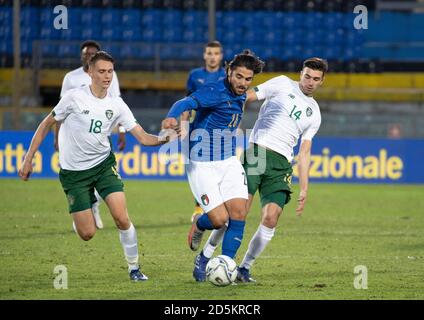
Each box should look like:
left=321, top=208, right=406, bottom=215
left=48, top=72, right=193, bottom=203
left=58, top=40, right=125, bottom=231
left=19, top=51, right=171, bottom=281
left=197, top=57, right=327, bottom=283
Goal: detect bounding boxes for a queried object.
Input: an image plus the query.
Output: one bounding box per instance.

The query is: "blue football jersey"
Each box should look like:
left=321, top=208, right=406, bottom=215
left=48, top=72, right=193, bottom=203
left=186, top=67, right=226, bottom=95
left=187, top=78, right=246, bottom=161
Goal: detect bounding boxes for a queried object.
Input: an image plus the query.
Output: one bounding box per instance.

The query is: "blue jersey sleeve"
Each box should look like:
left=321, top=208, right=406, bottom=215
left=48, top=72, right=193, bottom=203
left=167, top=96, right=198, bottom=118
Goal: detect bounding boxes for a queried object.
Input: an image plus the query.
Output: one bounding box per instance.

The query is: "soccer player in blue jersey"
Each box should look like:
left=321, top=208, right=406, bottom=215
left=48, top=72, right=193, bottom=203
left=186, top=41, right=226, bottom=95
left=184, top=41, right=226, bottom=219
left=161, top=50, right=265, bottom=282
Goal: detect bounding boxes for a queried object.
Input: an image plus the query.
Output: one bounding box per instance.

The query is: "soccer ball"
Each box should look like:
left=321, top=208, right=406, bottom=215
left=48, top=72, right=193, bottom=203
left=205, top=255, right=238, bottom=286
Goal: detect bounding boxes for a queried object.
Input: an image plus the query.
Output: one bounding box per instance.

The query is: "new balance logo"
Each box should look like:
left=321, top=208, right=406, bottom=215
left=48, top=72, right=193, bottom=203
left=82, top=110, right=89, bottom=114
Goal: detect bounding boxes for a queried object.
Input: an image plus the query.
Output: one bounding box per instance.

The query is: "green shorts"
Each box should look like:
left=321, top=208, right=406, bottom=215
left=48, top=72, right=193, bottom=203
left=59, top=152, right=124, bottom=213
left=241, top=144, right=293, bottom=208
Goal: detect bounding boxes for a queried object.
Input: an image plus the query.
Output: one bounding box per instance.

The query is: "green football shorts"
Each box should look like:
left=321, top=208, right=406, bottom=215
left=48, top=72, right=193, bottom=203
left=241, top=143, right=293, bottom=208
left=59, top=152, right=124, bottom=213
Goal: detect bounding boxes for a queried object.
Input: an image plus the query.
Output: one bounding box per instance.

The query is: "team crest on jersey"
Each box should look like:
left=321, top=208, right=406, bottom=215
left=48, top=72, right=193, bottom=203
left=289, top=94, right=295, bottom=99
left=105, top=110, right=113, bottom=120
left=201, top=194, right=209, bottom=206
left=306, top=107, right=313, bottom=117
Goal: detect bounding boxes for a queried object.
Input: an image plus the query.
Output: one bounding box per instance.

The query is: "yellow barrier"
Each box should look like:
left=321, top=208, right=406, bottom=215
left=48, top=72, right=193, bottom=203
left=0, top=69, right=424, bottom=102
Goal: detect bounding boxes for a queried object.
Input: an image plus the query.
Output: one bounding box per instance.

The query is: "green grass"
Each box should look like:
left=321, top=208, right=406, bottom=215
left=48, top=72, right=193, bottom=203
left=0, top=179, right=423, bottom=300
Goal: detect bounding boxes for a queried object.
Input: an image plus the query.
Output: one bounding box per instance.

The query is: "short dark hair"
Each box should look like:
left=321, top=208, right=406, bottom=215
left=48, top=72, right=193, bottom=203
left=303, top=57, right=328, bottom=76
left=226, top=49, right=265, bottom=75
left=89, top=51, right=114, bottom=67
left=205, top=40, right=223, bottom=51
left=80, top=40, right=101, bottom=52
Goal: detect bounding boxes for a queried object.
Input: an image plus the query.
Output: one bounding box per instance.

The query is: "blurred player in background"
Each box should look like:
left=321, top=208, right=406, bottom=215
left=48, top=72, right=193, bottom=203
left=162, top=50, right=265, bottom=282
left=57, top=40, right=126, bottom=230
left=182, top=41, right=226, bottom=219
left=19, top=51, right=171, bottom=281
left=197, top=57, right=327, bottom=283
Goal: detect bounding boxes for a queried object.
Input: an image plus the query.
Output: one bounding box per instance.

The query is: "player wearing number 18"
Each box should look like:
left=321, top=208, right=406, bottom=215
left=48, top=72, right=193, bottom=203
left=18, top=51, right=171, bottom=282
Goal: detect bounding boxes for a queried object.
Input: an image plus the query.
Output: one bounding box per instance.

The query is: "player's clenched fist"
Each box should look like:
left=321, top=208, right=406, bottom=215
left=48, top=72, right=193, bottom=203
left=161, top=117, right=178, bottom=130
left=18, top=158, right=33, bottom=181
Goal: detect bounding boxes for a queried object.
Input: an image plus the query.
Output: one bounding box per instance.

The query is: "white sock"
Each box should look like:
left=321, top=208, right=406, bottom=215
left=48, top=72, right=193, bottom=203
left=203, top=225, right=227, bottom=258
left=94, top=189, right=102, bottom=204
left=240, top=224, right=275, bottom=270
left=119, top=223, right=139, bottom=272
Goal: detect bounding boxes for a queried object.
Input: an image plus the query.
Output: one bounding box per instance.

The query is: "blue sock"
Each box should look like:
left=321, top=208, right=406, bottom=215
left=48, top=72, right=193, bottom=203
left=196, top=214, right=214, bottom=231
left=222, top=219, right=245, bottom=259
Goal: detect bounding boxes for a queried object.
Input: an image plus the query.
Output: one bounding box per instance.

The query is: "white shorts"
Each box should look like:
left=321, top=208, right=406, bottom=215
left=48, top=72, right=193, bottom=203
left=186, top=156, right=248, bottom=213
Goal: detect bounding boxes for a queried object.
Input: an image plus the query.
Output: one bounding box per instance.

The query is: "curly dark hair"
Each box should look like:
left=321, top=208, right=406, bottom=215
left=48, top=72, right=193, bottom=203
left=226, top=49, right=265, bottom=75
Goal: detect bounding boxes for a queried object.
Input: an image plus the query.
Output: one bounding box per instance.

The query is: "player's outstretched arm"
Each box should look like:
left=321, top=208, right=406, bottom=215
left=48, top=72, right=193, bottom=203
left=296, top=139, right=312, bottom=216
left=19, top=113, right=57, bottom=181
left=130, top=124, right=173, bottom=146
left=117, top=125, right=126, bottom=151
left=53, top=121, right=61, bottom=151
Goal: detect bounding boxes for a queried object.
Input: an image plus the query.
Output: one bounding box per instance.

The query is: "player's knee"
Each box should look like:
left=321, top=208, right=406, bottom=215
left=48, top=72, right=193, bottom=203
left=229, top=207, right=247, bottom=221
left=114, top=216, right=130, bottom=230
left=78, top=229, right=95, bottom=241
left=209, top=214, right=228, bottom=229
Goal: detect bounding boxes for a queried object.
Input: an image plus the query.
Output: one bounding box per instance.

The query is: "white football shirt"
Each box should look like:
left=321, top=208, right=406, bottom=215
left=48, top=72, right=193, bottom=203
left=250, top=75, right=321, bottom=162
left=60, top=66, right=121, bottom=98
left=53, top=86, right=138, bottom=170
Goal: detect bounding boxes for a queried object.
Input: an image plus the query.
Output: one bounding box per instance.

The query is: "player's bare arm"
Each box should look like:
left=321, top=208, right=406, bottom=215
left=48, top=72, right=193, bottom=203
left=53, top=121, right=61, bottom=151
left=246, top=88, right=258, bottom=102
left=130, top=124, right=173, bottom=146
left=296, top=139, right=312, bottom=216
left=19, top=113, right=57, bottom=181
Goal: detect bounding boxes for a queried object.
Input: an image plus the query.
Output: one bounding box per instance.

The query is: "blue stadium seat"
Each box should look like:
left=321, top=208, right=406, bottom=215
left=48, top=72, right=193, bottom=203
left=264, top=30, right=283, bottom=46
left=180, top=45, right=200, bottom=59
left=122, top=28, right=142, bottom=41
left=122, top=9, right=141, bottom=27
left=101, top=43, right=121, bottom=58
left=182, top=27, right=204, bottom=43
left=21, top=39, right=33, bottom=54
left=40, top=7, right=55, bottom=28
left=67, top=7, right=82, bottom=26
left=182, top=10, right=206, bottom=29
left=283, top=29, right=303, bottom=45
left=41, top=43, right=57, bottom=57
left=160, top=45, right=181, bottom=59
left=141, top=9, right=162, bottom=29
left=280, top=44, right=302, bottom=60
left=0, top=7, right=12, bottom=26
left=0, top=39, right=12, bottom=54
left=20, top=26, right=39, bottom=41
left=101, top=9, right=122, bottom=27
left=323, top=12, right=344, bottom=30
left=224, top=44, right=242, bottom=61
left=142, top=27, right=162, bottom=42
left=61, top=27, right=83, bottom=40
left=58, top=44, right=76, bottom=58
left=163, top=28, right=183, bottom=42
left=102, top=27, right=123, bottom=41
left=282, top=12, right=304, bottom=30
left=20, top=7, right=40, bottom=27
left=40, top=26, right=61, bottom=40
left=136, top=45, right=155, bottom=59
left=162, top=10, right=183, bottom=29
left=0, top=25, right=12, bottom=40
left=81, top=8, right=101, bottom=26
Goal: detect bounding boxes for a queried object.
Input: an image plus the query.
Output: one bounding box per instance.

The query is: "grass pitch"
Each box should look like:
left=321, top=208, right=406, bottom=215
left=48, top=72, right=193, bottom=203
left=0, top=179, right=423, bottom=300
